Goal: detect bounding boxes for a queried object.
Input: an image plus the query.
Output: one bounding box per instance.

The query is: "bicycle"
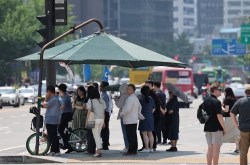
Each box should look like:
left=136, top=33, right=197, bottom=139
left=26, top=107, right=88, bottom=155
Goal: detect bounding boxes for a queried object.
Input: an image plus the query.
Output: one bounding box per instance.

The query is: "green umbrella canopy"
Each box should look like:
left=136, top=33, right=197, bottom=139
left=15, top=32, right=187, bottom=68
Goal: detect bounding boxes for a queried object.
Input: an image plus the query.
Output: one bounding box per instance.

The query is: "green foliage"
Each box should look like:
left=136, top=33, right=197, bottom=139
left=0, top=0, right=75, bottom=85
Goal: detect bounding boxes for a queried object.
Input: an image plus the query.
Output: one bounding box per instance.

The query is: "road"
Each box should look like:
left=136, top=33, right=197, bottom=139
left=0, top=96, right=240, bottom=164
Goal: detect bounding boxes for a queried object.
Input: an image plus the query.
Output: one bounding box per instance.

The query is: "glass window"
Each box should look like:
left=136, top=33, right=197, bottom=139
left=183, top=18, right=194, bottom=26
left=244, top=10, right=250, bottom=15
left=228, top=1, right=241, bottom=6
left=184, top=0, right=194, bottom=4
left=174, top=6, right=178, bottom=11
left=228, top=10, right=241, bottom=15
left=183, top=7, right=194, bottom=15
left=174, top=28, right=178, bottom=33
left=244, top=1, right=250, bottom=6
left=133, top=67, right=149, bottom=71
left=152, top=72, right=162, bottom=81
left=174, top=17, right=178, bottom=22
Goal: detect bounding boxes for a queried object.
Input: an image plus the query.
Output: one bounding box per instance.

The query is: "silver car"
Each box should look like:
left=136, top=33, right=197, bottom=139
left=19, top=87, right=38, bottom=104
left=0, top=87, right=25, bottom=107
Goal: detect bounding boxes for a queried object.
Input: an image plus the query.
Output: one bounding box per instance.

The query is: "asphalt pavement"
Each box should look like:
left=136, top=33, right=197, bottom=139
left=0, top=96, right=243, bottom=164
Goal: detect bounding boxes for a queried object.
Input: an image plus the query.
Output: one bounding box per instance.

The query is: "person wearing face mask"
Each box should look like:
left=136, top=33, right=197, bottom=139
left=41, top=85, right=61, bottom=156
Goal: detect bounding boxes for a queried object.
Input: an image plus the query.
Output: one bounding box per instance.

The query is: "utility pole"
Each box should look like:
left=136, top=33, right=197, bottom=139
left=35, top=0, right=67, bottom=155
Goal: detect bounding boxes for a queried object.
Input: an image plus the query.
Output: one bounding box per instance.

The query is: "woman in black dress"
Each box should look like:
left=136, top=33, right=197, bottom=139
left=165, top=91, right=179, bottom=152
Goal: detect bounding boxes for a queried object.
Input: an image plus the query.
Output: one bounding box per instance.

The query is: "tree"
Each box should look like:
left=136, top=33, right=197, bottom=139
left=0, top=0, right=75, bottom=85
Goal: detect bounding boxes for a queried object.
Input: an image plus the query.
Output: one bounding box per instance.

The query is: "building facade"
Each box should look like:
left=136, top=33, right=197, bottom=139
left=197, top=0, right=224, bottom=38
left=223, top=0, right=250, bottom=28
left=173, top=0, right=197, bottom=37
left=69, top=0, right=173, bottom=43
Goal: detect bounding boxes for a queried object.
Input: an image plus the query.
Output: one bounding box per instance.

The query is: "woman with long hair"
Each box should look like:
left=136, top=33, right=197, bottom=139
left=85, top=87, right=106, bottom=157
left=222, top=87, right=239, bottom=153
left=138, top=86, right=155, bottom=153
left=165, top=91, right=179, bottom=152
left=72, top=86, right=87, bottom=129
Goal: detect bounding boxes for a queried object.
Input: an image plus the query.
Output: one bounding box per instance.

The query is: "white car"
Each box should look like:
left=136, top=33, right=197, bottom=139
left=19, top=87, right=38, bottom=104
left=0, top=87, right=25, bottom=107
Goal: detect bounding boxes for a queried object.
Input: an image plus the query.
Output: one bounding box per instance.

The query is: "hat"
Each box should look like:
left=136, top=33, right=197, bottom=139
left=55, top=87, right=59, bottom=93
left=245, top=85, right=250, bottom=91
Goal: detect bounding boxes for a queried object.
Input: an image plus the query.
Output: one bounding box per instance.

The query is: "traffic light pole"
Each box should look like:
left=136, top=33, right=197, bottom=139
left=35, top=0, right=56, bottom=155
left=35, top=18, right=104, bottom=155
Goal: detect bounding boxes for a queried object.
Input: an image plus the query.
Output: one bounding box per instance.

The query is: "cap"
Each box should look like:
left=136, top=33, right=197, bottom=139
left=245, top=84, right=250, bottom=91
left=55, top=87, right=59, bottom=93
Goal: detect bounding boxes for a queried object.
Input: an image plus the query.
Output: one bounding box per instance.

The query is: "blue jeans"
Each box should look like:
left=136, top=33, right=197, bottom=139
left=121, top=119, right=129, bottom=147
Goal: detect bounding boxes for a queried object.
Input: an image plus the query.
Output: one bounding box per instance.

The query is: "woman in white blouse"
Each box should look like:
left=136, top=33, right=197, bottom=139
left=86, top=87, right=106, bottom=157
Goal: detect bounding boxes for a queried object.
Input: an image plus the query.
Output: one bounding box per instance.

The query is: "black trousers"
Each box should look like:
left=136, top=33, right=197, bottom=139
left=46, top=124, right=59, bottom=153
left=87, top=129, right=96, bottom=154
left=157, top=115, right=165, bottom=143
left=58, top=112, right=72, bottom=147
left=101, top=112, right=110, bottom=148
left=125, top=124, right=138, bottom=153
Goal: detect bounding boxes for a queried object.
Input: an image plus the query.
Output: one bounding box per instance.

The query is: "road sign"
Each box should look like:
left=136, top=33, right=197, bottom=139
left=13, top=63, right=21, bottom=67
left=212, top=39, right=246, bottom=56
left=241, top=24, right=250, bottom=44
left=244, top=65, right=250, bottom=71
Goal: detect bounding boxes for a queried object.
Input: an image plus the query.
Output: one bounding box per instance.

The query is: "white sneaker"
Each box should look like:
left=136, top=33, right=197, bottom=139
left=139, top=149, right=150, bottom=153
left=120, top=148, right=128, bottom=153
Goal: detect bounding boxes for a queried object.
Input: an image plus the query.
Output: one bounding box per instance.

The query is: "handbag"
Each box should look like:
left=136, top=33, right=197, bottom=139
left=86, top=100, right=95, bottom=129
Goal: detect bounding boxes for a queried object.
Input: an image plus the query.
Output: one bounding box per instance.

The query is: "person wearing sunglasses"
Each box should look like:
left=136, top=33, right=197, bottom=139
left=203, top=84, right=226, bottom=165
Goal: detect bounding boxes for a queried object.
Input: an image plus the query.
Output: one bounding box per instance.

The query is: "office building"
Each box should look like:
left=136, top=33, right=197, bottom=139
left=173, top=0, right=197, bottom=37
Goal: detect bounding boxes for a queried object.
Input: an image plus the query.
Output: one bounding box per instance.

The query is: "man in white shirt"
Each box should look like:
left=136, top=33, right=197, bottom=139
left=120, top=84, right=141, bottom=156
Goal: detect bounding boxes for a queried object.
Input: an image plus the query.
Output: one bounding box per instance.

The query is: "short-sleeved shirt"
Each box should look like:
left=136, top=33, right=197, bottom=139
left=231, top=96, right=250, bottom=132
left=60, top=93, right=73, bottom=114
left=156, top=90, right=166, bottom=111
left=203, top=95, right=223, bottom=132
left=101, top=92, right=110, bottom=114
left=86, top=99, right=106, bottom=119
left=222, top=97, right=235, bottom=117
left=45, top=96, right=61, bottom=124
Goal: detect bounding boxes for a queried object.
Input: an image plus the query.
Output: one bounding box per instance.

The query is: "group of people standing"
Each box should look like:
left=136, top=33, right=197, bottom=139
left=115, top=80, right=180, bottom=155
left=43, top=79, right=180, bottom=157
left=203, top=84, right=250, bottom=165
left=43, top=81, right=113, bottom=157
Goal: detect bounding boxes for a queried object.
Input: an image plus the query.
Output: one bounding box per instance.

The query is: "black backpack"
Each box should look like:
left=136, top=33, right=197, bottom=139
left=197, top=103, right=210, bottom=124
left=31, top=115, right=44, bottom=131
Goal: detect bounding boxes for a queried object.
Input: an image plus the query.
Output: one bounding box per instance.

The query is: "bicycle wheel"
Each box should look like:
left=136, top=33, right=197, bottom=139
left=26, top=133, right=50, bottom=155
left=69, top=128, right=88, bottom=152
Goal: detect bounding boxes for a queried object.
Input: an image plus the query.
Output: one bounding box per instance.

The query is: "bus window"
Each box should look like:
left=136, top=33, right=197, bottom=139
left=152, top=72, right=162, bottom=81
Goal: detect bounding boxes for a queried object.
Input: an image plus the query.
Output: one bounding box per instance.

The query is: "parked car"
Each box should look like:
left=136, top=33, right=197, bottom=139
left=0, top=87, right=24, bottom=107
left=232, top=86, right=245, bottom=99
left=19, top=87, right=38, bottom=104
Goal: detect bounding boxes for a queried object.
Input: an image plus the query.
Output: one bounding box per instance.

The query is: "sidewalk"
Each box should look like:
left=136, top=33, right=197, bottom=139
left=26, top=143, right=242, bottom=164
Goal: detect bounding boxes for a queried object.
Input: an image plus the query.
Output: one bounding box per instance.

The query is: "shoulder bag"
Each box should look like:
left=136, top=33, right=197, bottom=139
left=86, top=100, right=95, bottom=129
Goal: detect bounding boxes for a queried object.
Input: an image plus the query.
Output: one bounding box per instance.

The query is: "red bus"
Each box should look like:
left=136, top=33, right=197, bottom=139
left=152, top=67, right=194, bottom=108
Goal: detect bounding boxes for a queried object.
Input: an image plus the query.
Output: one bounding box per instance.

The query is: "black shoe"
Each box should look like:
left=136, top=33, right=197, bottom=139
left=102, top=147, right=109, bottom=150
left=166, top=147, right=177, bottom=152
left=138, top=147, right=144, bottom=152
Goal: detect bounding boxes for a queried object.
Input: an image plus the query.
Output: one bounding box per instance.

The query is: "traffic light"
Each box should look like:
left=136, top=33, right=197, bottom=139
left=174, top=55, right=179, bottom=60
left=192, top=56, right=197, bottom=61
left=36, top=15, right=47, bottom=48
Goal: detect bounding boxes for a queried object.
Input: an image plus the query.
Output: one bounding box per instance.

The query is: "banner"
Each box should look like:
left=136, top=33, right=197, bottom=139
left=59, top=62, right=74, bottom=80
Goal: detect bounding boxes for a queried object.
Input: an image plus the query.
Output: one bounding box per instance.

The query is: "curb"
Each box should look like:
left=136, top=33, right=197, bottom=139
left=0, top=156, right=59, bottom=164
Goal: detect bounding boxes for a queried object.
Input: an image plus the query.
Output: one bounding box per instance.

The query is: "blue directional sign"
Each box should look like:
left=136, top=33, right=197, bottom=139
left=244, top=65, right=250, bottom=71
left=212, top=39, right=246, bottom=56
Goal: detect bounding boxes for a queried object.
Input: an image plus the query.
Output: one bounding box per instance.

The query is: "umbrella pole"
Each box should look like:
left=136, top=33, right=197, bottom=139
left=35, top=18, right=104, bottom=155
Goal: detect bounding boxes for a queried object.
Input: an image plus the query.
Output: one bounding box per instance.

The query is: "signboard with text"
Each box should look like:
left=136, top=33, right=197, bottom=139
left=212, top=39, right=246, bottom=56
left=241, top=24, right=250, bottom=44
left=54, top=0, right=67, bottom=26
